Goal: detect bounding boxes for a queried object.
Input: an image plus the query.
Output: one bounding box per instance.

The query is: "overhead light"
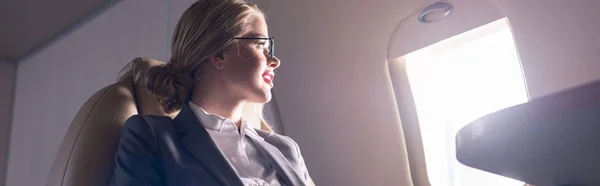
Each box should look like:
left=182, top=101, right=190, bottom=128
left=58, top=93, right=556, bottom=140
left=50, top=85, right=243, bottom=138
left=418, top=2, right=454, bottom=23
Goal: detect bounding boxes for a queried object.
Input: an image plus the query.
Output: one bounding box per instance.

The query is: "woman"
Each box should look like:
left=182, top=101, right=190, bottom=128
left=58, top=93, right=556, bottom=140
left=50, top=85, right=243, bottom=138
left=109, top=0, right=313, bottom=185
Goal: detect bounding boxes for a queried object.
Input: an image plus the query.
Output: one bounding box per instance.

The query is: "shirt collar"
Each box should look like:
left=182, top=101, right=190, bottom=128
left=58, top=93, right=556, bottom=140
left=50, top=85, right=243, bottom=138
left=188, top=101, right=258, bottom=137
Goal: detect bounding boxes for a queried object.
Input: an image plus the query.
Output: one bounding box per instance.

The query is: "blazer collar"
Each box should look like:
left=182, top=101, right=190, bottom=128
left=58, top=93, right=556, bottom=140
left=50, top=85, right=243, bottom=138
left=173, top=104, right=244, bottom=186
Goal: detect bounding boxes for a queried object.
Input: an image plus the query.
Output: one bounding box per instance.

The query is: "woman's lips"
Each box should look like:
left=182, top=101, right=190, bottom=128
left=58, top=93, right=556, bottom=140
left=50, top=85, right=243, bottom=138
left=262, top=72, right=274, bottom=87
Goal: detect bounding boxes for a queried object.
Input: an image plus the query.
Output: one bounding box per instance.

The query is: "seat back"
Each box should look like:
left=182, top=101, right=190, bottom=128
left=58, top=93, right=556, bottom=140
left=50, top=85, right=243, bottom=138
left=46, top=57, right=171, bottom=186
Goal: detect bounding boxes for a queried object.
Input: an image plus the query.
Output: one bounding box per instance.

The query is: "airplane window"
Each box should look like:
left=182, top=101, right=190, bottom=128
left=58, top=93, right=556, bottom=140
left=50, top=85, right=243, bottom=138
left=404, top=18, right=527, bottom=186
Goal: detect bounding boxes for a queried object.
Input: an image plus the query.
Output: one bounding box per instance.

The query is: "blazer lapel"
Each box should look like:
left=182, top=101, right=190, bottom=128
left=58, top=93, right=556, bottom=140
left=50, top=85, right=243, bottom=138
left=174, top=104, right=243, bottom=186
left=246, top=132, right=307, bottom=186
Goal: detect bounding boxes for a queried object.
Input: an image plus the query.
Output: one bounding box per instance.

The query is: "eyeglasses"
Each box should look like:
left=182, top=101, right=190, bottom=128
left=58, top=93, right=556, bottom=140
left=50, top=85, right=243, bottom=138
left=232, top=37, right=274, bottom=60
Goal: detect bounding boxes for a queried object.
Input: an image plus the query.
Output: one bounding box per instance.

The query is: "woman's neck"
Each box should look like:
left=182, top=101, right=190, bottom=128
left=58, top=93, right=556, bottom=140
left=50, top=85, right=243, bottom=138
left=190, top=88, right=244, bottom=127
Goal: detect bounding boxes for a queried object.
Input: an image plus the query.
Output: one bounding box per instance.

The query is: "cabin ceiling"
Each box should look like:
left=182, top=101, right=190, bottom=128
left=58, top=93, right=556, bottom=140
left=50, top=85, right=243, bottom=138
left=0, top=0, right=113, bottom=63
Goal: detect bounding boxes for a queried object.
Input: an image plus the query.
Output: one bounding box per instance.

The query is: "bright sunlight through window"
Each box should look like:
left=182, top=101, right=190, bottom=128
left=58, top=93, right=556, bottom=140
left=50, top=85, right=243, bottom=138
left=405, top=18, right=528, bottom=186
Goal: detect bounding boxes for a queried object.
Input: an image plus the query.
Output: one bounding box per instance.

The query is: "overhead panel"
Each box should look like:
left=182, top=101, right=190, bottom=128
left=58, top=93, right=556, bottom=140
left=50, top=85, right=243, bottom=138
left=0, top=0, right=112, bottom=62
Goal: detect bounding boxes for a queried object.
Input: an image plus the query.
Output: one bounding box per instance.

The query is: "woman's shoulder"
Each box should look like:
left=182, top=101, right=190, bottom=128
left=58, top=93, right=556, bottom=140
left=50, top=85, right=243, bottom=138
left=122, top=114, right=175, bottom=136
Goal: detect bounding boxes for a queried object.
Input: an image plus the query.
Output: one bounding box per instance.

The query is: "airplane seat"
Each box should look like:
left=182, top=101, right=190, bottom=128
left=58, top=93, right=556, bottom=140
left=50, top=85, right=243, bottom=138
left=457, top=79, right=600, bottom=186
left=45, top=57, right=173, bottom=186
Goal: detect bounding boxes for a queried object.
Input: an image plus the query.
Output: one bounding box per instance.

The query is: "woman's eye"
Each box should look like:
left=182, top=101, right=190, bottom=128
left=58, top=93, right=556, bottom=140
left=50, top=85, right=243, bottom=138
left=257, top=41, right=267, bottom=48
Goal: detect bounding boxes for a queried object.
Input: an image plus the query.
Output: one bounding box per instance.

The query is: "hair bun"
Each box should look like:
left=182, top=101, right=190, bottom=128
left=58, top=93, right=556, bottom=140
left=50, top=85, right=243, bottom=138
left=165, top=61, right=185, bottom=73
left=146, top=62, right=194, bottom=113
left=166, top=63, right=194, bottom=92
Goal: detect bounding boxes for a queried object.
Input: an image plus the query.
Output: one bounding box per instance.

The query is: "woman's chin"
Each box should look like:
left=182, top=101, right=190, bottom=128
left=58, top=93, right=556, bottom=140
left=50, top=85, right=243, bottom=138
left=260, top=85, right=273, bottom=102
left=259, top=92, right=272, bottom=103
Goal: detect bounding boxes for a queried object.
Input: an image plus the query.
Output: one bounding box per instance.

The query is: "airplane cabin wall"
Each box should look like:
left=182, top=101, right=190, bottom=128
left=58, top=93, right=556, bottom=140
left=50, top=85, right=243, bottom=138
left=253, top=0, right=434, bottom=185
left=0, top=60, right=16, bottom=186
left=491, top=0, right=600, bottom=99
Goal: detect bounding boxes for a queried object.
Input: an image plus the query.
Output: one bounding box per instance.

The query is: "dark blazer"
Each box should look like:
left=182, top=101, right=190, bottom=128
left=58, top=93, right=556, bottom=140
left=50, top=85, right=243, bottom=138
left=109, top=104, right=312, bottom=186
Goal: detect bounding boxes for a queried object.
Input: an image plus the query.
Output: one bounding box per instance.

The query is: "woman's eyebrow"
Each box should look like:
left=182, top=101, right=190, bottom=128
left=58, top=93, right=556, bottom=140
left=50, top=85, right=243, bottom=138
left=245, top=33, right=269, bottom=38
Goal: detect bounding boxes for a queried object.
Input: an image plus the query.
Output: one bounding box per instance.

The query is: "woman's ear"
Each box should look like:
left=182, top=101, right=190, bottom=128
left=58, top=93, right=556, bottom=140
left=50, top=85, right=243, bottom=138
left=209, top=51, right=226, bottom=70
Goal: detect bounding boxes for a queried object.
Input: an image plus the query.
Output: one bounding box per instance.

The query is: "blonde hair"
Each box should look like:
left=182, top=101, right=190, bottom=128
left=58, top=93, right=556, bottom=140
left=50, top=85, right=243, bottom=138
left=145, top=0, right=272, bottom=131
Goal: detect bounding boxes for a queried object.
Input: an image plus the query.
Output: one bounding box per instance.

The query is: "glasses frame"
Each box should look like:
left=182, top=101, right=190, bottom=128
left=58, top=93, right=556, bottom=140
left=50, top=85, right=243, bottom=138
left=232, top=37, right=274, bottom=60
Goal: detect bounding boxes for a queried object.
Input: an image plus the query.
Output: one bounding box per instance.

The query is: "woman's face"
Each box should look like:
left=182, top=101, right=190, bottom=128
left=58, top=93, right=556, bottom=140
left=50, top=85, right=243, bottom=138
left=218, top=13, right=280, bottom=103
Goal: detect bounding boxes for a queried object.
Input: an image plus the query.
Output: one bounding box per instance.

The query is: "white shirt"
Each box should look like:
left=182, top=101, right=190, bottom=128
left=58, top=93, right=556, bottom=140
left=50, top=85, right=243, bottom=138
left=188, top=102, right=283, bottom=186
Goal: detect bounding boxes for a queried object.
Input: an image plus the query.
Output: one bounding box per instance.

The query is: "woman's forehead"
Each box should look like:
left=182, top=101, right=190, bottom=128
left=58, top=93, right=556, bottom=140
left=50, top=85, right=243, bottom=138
left=246, top=14, right=269, bottom=37
left=244, top=32, right=269, bottom=38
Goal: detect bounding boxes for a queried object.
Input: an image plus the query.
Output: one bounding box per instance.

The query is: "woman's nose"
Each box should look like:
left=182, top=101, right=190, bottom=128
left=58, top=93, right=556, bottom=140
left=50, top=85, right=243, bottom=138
left=268, top=56, right=281, bottom=69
